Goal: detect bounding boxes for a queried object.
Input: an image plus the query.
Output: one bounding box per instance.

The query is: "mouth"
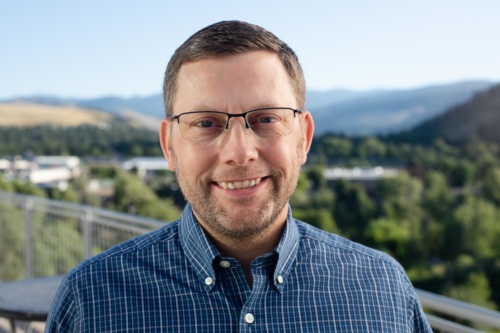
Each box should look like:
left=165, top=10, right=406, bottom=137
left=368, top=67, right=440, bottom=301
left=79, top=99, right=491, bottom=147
left=216, top=177, right=263, bottom=190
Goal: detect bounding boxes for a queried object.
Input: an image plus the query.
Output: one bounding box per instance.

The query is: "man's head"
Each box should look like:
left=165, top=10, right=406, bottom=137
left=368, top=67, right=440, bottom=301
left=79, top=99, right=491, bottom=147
left=160, top=21, right=313, bottom=244
left=163, top=20, right=306, bottom=117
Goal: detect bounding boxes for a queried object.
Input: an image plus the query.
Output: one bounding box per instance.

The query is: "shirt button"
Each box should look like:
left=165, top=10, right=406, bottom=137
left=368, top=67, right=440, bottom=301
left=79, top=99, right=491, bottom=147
left=205, top=277, right=213, bottom=285
left=244, top=313, right=255, bottom=324
left=277, top=275, right=284, bottom=284
left=220, top=260, right=230, bottom=268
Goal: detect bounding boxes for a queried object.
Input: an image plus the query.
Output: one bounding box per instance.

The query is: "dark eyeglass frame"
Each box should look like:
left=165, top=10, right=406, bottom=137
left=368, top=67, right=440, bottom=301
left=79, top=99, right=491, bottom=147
left=167, top=107, right=302, bottom=141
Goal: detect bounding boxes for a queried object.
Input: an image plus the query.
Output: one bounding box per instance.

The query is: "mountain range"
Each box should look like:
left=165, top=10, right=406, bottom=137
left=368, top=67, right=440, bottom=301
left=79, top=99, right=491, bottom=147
left=1, top=80, right=495, bottom=136
left=309, top=81, right=494, bottom=135
left=392, top=83, right=500, bottom=144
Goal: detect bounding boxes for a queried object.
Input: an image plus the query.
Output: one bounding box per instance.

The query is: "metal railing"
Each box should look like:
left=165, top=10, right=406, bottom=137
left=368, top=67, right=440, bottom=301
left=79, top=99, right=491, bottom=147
left=0, top=191, right=165, bottom=280
left=417, top=289, right=500, bottom=332
left=1, top=190, right=499, bottom=332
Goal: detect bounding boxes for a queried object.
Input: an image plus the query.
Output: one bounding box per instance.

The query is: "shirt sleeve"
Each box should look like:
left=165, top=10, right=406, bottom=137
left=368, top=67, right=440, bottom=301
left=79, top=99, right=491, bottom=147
left=44, top=277, right=78, bottom=333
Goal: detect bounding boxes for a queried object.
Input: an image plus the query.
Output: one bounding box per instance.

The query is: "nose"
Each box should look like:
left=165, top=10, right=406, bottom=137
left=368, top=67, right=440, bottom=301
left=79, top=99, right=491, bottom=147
left=218, top=117, right=258, bottom=166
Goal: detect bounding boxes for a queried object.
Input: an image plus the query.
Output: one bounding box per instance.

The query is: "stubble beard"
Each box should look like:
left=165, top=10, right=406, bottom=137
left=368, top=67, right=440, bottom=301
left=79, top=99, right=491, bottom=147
left=170, top=147, right=302, bottom=241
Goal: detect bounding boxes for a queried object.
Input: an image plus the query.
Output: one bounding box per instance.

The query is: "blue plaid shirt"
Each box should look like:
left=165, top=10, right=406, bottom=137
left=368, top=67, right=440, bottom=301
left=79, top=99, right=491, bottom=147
left=46, top=204, right=431, bottom=332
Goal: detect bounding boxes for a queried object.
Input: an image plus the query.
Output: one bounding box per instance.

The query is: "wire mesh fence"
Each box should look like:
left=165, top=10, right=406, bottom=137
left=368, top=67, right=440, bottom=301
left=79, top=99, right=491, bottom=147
left=0, top=191, right=166, bottom=281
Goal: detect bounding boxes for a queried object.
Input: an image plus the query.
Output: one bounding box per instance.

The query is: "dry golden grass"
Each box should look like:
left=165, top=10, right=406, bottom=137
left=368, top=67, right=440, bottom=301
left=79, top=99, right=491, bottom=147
left=0, top=102, right=112, bottom=127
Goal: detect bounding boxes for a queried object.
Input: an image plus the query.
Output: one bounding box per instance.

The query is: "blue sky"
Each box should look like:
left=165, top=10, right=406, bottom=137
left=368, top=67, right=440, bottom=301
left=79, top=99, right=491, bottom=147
left=1, top=1, right=500, bottom=99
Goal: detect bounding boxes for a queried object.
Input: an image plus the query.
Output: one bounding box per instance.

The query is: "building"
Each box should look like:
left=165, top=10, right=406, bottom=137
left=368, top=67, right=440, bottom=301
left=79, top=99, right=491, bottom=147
left=121, top=157, right=169, bottom=179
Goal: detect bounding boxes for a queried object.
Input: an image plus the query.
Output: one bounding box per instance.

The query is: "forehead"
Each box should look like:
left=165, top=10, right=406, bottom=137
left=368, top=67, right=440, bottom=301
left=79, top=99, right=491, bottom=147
left=174, top=51, right=296, bottom=113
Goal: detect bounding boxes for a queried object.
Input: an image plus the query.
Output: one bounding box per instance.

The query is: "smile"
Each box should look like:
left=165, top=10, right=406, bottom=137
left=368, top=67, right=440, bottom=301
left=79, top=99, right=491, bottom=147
left=217, top=178, right=262, bottom=190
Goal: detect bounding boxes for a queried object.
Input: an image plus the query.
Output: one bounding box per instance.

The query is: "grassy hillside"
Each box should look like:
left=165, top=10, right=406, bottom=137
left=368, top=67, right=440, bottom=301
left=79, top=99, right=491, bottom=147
left=0, top=102, right=161, bottom=156
left=0, top=102, right=112, bottom=127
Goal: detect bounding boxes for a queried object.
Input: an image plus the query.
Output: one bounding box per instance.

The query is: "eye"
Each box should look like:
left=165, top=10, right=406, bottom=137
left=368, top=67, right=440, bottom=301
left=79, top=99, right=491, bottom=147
left=195, top=120, right=215, bottom=128
left=258, top=115, right=278, bottom=123
left=188, top=114, right=226, bottom=129
left=248, top=112, right=281, bottom=125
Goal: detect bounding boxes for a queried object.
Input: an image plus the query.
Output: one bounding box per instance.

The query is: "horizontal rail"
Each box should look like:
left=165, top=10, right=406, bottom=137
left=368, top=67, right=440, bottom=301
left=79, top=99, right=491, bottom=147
left=0, top=191, right=166, bottom=230
left=425, top=314, right=484, bottom=333
left=417, top=289, right=500, bottom=330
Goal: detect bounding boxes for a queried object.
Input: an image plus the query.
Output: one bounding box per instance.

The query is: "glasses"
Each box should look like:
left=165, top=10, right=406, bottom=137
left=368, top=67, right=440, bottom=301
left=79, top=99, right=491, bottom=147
left=167, top=107, right=302, bottom=142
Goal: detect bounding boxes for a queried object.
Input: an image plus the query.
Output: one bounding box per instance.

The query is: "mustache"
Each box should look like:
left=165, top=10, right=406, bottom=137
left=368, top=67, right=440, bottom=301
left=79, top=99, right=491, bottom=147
left=210, top=167, right=270, bottom=181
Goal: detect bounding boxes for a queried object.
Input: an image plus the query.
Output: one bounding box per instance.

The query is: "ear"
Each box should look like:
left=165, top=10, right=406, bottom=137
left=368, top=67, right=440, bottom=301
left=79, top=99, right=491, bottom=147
left=159, top=118, right=176, bottom=171
left=299, top=111, right=314, bottom=165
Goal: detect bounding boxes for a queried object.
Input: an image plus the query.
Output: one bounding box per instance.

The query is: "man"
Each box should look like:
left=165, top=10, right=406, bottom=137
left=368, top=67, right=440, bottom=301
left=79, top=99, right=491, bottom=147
left=46, top=20, right=431, bottom=332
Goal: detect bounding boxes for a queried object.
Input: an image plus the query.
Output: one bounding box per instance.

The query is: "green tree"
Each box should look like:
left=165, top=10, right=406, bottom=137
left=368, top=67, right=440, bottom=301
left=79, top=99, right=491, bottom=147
left=453, top=196, right=500, bottom=259
left=481, top=167, right=500, bottom=205
left=12, top=181, right=46, bottom=197
left=332, top=179, right=375, bottom=241
left=356, top=137, right=387, bottom=160
left=112, top=171, right=181, bottom=221
left=291, top=169, right=337, bottom=233
left=0, top=202, right=25, bottom=280
left=293, top=208, right=338, bottom=234
left=0, top=176, right=14, bottom=192
left=51, top=185, right=79, bottom=203
left=306, top=165, right=327, bottom=190
left=365, top=217, right=410, bottom=258
left=423, top=171, right=453, bottom=222
left=445, top=271, right=497, bottom=310
left=322, top=136, right=353, bottom=158
left=376, top=172, right=423, bottom=222
left=375, top=173, right=424, bottom=264
left=34, top=220, right=83, bottom=276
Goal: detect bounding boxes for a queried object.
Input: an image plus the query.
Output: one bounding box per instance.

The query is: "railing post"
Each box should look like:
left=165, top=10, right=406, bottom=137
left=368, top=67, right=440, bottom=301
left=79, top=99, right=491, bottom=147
left=82, top=209, right=93, bottom=259
left=23, top=198, right=34, bottom=278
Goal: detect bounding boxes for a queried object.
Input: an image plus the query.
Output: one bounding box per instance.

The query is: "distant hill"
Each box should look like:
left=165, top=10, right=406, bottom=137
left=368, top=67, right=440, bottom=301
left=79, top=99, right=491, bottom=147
left=0, top=102, right=112, bottom=127
left=305, top=89, right=390, bottom=110
left=2, top=80, right=495, bottom=136
left=392, top=83, right=500, bottom=144
left=0, top=101, right=160, bottom=131
left=0, top=104, right=161, bottom=156
left=77, top=95, right=164, bottom=119
left=310, top=81, right=494, bottom=136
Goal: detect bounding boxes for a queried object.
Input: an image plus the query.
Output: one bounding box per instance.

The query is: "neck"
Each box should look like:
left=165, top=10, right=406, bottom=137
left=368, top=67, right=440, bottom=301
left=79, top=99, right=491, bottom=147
left=214, top=228, right=282, bottom=265
left=192, top=206, right=289, bottom=285
left=209, top=223, right=285, bottom=286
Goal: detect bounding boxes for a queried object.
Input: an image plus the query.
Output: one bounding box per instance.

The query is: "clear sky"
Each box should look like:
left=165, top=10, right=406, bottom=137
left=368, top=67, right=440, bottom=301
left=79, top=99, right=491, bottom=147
left=1, top=1, right=500, bottom=99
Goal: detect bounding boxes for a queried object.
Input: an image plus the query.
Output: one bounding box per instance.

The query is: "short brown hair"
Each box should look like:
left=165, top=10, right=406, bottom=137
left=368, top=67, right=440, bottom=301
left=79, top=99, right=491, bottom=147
left=163, top=20, right=306, bottom=116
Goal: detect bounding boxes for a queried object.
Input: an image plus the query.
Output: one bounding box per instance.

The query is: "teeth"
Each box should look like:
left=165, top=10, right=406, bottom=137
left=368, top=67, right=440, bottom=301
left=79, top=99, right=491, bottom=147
left=218, top=178, right=262, bottom=190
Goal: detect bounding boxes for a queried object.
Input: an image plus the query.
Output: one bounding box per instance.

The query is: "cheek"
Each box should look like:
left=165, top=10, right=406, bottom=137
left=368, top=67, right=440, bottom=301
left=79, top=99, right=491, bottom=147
left=174, top=142, right=215, bottom=173
left=263, top=141, right=301, bottom=169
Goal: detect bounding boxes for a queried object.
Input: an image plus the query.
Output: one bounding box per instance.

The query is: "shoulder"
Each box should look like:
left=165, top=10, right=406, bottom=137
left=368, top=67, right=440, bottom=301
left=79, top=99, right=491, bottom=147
left=294, top=219, right=406, bottom=274
left=66, top=220, right=180, bottom=281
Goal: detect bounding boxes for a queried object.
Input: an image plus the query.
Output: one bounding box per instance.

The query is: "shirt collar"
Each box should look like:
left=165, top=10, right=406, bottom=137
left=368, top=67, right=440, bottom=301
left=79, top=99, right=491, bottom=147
left=273, top=205, right=300, bottom=293
left=178, top=204, right=220, bottom=292
left=179, top=203, right=300, bottom=293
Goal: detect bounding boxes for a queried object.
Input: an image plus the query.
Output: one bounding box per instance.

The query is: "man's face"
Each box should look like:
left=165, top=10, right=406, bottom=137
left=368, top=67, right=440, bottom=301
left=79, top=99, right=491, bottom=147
left=160, top=51, right=314, bottom=241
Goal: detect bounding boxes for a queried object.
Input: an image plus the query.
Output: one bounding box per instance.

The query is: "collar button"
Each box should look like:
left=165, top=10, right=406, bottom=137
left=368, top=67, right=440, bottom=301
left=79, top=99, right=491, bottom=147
left=220, top=260, right=230, bottom=268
